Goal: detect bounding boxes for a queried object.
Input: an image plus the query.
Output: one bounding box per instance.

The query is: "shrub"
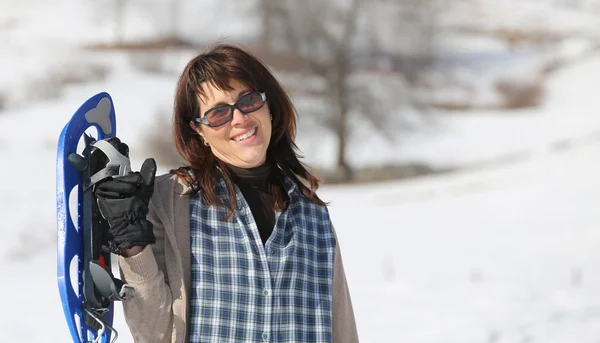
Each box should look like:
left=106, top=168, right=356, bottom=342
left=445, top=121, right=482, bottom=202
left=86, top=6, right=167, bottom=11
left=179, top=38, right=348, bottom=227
left=495, top=76, right=543, bottom=109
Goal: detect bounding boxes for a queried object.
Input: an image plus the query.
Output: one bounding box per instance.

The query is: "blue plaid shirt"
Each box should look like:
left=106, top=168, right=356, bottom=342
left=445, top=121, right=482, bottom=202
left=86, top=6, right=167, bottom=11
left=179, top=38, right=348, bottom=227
left=189, top=173, right=336, bottom=342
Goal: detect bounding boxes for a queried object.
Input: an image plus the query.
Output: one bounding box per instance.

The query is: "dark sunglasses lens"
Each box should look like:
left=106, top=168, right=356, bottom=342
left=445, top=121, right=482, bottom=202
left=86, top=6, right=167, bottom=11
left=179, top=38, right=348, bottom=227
left=237, top=93, right=264, bottom=113
left=206, top=106, right=232, bottom=126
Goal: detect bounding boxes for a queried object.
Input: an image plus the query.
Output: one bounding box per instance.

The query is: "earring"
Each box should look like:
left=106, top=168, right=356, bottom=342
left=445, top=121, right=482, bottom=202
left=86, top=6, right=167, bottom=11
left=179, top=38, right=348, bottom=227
left=203, top=140, right=209, bottom=147
left=269, top=111, right=273, bottom=121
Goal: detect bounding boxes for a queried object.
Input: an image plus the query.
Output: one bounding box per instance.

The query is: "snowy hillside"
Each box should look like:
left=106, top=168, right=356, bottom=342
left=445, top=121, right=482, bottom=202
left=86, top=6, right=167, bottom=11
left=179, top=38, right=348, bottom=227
left=323, top=139, right=600, bottom=343
left=1, top=0, right=600, bottom=342
left=4, top=127, right=600, bottom=342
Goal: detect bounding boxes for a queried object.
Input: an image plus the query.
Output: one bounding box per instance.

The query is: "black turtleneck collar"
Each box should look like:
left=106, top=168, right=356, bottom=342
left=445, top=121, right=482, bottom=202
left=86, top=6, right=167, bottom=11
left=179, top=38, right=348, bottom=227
left=225, top=160, right=272, bottom=193
left=224, top=160, right=277, bottom=245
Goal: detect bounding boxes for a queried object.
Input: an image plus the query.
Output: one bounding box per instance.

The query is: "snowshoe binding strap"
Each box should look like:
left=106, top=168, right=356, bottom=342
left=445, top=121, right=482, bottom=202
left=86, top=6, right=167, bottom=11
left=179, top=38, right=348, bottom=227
left=85, top=139, right=132, bottom=189
left=89, top=262, right=136, bottom=301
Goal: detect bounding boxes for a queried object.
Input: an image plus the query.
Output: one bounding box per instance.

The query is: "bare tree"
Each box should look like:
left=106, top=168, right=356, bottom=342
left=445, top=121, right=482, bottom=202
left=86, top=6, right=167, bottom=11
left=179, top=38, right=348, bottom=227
left=92, top=0, right=128, bottom=44
left=259, top=0, right=442, bottom=180
left=114, top=0, right=128, bottom=44
left=167, top=0, right=182, bottom=40
left=259, top=0, right=275, bottom=50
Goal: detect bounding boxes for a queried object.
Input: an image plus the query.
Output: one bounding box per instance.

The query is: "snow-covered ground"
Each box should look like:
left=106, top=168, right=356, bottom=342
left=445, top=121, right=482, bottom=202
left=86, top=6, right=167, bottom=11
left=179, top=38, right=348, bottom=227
left=325, top=139, right=600, bottom=343
left=1, top=0, right=600, bottom=342
left=4, top=127, right=600, bottom=342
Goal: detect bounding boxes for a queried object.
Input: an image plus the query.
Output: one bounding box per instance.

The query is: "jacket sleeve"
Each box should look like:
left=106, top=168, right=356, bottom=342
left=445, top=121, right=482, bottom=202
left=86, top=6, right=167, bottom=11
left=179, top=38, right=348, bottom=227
left=118, top=195, right=174, bottom=343
left=332, top=227, right=359, bottom=342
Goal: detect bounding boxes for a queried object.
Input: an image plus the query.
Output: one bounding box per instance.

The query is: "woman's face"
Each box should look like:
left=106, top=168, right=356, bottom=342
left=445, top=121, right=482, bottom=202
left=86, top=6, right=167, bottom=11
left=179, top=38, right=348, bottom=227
left=192, top=80, right=272, bottom=168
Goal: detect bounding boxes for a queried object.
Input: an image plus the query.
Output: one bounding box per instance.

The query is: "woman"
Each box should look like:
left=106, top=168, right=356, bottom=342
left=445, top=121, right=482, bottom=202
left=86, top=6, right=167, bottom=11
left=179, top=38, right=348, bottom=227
left=95, top=43, right=358, bottom=342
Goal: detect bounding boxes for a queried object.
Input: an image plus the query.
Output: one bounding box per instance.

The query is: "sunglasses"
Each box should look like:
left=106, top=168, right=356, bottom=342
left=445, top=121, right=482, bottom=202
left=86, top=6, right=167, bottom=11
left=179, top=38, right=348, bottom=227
left=194, top=91, right=267, bottom=127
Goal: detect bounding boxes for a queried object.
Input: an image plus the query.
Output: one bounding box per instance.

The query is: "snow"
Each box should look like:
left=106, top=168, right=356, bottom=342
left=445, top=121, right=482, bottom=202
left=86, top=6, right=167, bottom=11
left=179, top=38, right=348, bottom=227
left=5, top=103, right=600, bottom=341
left=2, top=0, right=600, bottom=342
left=322, top=140, right=600, bottom=342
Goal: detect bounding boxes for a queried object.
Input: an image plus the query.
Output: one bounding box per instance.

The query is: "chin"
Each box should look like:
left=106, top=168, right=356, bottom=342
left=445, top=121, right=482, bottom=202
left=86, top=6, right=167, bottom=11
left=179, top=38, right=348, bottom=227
left=245, top=157, right=267, bottom=168
left=241, top=152, right=267, bottom=167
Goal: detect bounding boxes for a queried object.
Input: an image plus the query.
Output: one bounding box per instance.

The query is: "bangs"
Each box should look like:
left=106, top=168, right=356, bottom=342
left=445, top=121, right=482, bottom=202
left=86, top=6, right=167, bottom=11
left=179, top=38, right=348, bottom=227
left=188, top=54, right=256, bottom=102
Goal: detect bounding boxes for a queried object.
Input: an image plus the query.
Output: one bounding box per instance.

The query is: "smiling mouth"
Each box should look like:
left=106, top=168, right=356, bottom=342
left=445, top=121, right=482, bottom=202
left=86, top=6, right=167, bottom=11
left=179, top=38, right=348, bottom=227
left=232, top=127, right=257, bottom=141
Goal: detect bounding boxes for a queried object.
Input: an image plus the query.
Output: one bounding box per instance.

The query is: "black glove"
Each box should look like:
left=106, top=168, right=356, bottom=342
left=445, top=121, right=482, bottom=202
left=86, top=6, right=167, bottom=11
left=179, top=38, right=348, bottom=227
left=95, top=154, right=157, bottom=256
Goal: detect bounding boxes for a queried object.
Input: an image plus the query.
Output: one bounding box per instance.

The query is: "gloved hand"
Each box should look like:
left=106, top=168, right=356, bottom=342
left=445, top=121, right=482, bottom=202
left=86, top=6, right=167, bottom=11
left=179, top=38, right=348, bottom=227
left=94, top=143, right=157, bottom=256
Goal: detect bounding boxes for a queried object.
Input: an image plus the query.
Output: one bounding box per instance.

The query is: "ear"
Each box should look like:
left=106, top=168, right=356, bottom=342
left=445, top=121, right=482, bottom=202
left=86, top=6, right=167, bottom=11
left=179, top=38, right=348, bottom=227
left=189, top=121, right=202, bottom=136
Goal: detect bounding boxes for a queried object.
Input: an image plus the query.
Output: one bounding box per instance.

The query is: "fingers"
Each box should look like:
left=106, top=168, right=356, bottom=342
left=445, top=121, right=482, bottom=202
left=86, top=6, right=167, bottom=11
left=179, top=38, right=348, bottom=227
left=139, top=158, right=157, bottom=187
left=95, top=180, right=138, bottom=198
left=96, top=197, right=114, bottom=219
left=94, top=158, right=156, bottom=198
left=115, top=173, right=143, bottom=184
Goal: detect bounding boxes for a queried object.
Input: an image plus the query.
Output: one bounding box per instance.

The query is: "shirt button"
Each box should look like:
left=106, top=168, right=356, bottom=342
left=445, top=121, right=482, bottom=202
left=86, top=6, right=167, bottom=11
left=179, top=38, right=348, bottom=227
left=270, top=249, right=276, bottom=255
left=262, top=332, right=269, bottom=340
left=262, top=288, right=269, bottom=296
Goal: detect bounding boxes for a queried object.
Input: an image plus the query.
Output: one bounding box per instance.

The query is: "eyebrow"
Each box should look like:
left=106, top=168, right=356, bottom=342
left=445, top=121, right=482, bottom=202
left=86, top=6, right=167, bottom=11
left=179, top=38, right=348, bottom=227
left=208, top=89, right=252, bottom=109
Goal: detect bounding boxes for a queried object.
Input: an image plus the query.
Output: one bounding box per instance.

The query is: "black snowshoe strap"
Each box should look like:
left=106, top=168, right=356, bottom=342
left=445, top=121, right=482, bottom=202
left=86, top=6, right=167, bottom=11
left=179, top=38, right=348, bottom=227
left=84, top=139, right=132, bottom=190
left=87, top=165, right=120, bottom=189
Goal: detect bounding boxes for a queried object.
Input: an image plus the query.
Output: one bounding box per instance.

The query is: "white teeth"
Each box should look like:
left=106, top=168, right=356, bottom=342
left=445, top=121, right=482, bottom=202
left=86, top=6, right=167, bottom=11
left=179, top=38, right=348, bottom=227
left=234, top=128, right=256, bottom=141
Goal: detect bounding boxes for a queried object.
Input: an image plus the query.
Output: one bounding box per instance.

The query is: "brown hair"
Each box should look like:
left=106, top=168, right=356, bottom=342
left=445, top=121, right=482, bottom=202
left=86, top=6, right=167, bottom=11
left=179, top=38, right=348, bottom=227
left=171, top=43, right=325, bottom=216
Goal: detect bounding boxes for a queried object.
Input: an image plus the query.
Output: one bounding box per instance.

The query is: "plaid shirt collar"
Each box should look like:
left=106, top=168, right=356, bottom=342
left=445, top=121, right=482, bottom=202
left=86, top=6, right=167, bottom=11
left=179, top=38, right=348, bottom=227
left=212, top=164, right=301, bottom=197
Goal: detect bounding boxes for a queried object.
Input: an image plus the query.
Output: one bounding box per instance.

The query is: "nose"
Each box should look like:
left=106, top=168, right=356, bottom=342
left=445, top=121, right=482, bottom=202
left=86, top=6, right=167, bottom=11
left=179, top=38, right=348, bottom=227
left=230, top=108, right=248, bottom=126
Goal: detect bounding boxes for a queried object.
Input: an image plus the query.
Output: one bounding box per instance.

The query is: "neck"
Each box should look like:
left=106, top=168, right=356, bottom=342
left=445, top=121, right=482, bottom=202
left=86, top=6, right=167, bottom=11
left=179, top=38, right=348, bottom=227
left=224, top=160, right=273, bottom=192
